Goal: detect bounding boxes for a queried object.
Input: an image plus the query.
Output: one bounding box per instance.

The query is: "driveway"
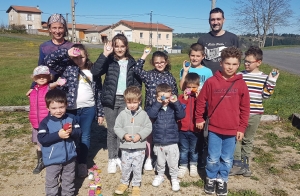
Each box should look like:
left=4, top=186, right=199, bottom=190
left=262, top=47, right=300, bottom=75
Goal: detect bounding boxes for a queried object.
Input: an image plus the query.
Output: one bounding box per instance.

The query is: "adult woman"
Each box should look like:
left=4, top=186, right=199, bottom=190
left=29, top=13, right=73, bottom=174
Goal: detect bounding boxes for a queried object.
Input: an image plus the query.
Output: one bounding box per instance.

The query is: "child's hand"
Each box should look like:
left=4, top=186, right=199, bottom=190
left=169, top=95, right=178, bottom=103
left=103, top=41, right=113, bottom=57
left=269, top=69, right=279, bottom=79
left=26, top=89, right=33, bottom=97
left=98, top=117, right=104, bottom=125
left=56, top=77, right=67, bottom=86
left=236, top=131, right=244, bottom=141
left=157, top=95, right=170, bottom=105
left=196, top=121, right=205, bottom=130
left=132, top=134, right=141, bottom=143
left=182, top=60, right=190, bottom=72
left=58, top=129, right=70, bottom=139
left=141, top=46, right=152, bottom=60
left=195, top=89, right=200, bottom=97
left=68, top=47, right=81, bottom=58
left=183, top=89, right=190, bottom=100
left=124, top=134, right=132, bottom=142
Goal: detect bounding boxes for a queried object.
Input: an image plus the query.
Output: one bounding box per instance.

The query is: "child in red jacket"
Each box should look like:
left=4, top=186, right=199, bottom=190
left=195, top=47, right=250, bottom=196
left=177, top=73, right=201, bottom=179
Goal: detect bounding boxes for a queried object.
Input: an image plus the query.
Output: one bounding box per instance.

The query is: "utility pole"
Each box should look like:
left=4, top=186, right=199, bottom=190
left=211, top=0, right=216, bottom=10
left=156, top=21, right=158, bottom=51
left=66, top=13, right=68, bottom=25
left=149, top=10, right=152, bottom=46
left=71, top=0, right=76, bottom=43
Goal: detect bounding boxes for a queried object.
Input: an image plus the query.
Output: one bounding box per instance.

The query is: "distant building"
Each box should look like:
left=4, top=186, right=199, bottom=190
left=109, top=20, right=173, bottom=49
left=6, top=5, right=42, bottom=30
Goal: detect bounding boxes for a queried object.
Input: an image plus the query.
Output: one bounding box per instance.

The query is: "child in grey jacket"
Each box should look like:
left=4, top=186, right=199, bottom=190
left=114, top=86, right=152, bottom=195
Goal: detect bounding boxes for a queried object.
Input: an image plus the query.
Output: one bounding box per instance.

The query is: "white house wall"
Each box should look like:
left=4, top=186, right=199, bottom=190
left=8, top=9, right=42, bottom=29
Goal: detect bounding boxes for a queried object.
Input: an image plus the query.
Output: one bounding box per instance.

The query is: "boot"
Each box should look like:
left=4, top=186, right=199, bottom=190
left=33, top=150, right=45, bottom=174
left=242, top=156, right=252, bottom=177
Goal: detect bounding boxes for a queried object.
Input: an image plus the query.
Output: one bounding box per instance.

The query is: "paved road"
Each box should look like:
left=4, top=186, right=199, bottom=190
left=263, top=47, right=300, bottom=75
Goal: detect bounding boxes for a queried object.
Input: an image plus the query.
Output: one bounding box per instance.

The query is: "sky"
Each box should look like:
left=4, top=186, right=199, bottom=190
left=0, top=0, right=299, bottom=35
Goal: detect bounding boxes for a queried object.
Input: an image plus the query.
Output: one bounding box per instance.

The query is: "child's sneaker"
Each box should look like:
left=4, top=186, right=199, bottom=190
left=204, top=177, right=216, bottom=194
left=114, top=184, right=128, bottom=194
left=190, top=165, right=198, bottom=177
left=77, top=163, right=87, bottom=178
left=216, top=179, right=228, bottom=196
left=242, top=156, right=252, bottom=177
left=144, top=158, right=153, bottom=171
left=177, top=166, right=187, bottom=178
left=132, top=186, right=141, bottom=196
left=114, top=158, right=122, bottom=171
left=107, top=159, right=117, bottom=174
left=152, top=175, right=164, bottom=187
left=171, top=179, right=180, bottom=191
left=229, top=160, right=244, bottom=176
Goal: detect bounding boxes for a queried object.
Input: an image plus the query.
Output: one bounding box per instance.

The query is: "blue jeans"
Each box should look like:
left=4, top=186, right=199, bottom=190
left=206, top=131, right=236, bottom=182
left=179, top=131, right=199, bottom=166
left=68, top=106, right=96, bottom=164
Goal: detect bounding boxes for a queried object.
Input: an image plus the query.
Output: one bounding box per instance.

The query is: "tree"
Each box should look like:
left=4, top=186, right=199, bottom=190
left=233, top=0, right=293, bottom=47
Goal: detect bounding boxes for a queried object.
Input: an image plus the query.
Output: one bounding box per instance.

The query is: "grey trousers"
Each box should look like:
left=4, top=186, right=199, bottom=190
left=120, top=149, right=145, bottom=186
left=234, top=114, right=262, bottom=160
left=45, top=159, right=76, bottom=196
left=104, top=95, right=126, bottom=159
left=154, top=143, right=179, bottom=180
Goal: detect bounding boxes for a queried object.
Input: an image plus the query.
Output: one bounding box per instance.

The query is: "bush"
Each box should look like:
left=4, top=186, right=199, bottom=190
left=8, top=24, right=27, bottom=34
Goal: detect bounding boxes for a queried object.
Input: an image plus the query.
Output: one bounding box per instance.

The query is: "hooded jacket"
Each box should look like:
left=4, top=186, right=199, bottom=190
left=114, top=107, right=152, bottom=149
left=195, top=71, right=250, bottom=135
left=37, top=113, right=81, bottom=166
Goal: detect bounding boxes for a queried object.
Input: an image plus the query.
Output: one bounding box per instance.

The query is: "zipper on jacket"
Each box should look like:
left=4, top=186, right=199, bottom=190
left=37, top=87, right=40, bottom=125
left=49, top=146, right=54, bottom=159
left=189, top=97, right=193, bottom=131
left=60, top=120, right=68, bottom=161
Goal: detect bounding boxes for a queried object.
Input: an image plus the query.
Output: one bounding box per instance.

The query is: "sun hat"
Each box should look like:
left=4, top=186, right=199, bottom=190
left=33, top=66, right=50, bottom=76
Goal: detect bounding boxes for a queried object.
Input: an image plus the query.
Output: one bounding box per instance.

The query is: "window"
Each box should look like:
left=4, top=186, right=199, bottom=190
left=27, top=14, right=32, bottom=21
left=28, top=25, right=33, bottom=29
left=10, top=15, right=13, bottom=21
left=166, top=34, right=169, bottom=39
left=158, top=34, right=161, bottom=39
left=150, top=33, right=152, bottom=38
left=140, top=32, right=143, bottom=38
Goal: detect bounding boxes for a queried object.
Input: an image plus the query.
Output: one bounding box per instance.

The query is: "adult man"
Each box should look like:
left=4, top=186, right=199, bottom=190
left=198, top=8, right=239, bottom=74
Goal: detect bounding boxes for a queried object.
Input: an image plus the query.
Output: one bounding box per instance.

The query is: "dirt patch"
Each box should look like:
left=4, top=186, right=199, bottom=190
left=0, top=117, right=300, bottom=196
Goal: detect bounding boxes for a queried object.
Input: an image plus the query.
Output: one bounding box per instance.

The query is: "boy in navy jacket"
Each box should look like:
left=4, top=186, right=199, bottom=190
left=146, top=83, right=185, bottom=192
left=38, top=89, right=81, bottom=196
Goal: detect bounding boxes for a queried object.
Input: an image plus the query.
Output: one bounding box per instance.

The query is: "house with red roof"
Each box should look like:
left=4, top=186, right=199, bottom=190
left=6, top=5, right=42, bottom=29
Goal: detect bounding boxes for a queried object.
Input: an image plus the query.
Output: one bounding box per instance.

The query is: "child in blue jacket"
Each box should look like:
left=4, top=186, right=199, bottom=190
left=38, top=89, right=81, bottom=196
left=146, top=83, right=185, bottom=192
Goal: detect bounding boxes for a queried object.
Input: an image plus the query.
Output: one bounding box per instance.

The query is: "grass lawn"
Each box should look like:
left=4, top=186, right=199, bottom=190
left=0, top=33, right=299, bottom=121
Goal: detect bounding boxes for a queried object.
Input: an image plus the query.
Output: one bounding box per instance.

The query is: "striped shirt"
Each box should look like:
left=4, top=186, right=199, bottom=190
left=238, top=71, right=277, bottom=115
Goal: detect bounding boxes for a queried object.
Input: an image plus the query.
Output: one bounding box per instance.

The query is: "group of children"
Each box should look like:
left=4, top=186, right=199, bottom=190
left=28, top=32, right=279, bottom=196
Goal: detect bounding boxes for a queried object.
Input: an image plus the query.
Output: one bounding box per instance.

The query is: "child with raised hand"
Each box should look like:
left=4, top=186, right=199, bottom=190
left=177, top=73, right=201, bottom=179
left=38, top=89, right=81, bottom=196
left=91, top=34, right=142, bottom=174
left=29, top=66, right=66, bottom=174
left=134, top=48, right=178, bottom=170
left=146, top=83, right=185, bottom=192
left=44, top=44, right=104, bottom=178
left=195, top=47, right=250, bottom=196
left=179, top=43, right=213, bottom=90
left=113, top=86, right=152, bottom=196
left=230, top=46, right=279, bottom=177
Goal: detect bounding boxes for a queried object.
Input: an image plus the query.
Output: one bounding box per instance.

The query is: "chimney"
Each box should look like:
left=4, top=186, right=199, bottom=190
left=36, top=5, right=39, bottom=9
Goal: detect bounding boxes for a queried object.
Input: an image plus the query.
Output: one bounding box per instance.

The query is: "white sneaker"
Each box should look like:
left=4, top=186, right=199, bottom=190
left=190, top=165, right=198, bottom=177
left=152, top=175, right=164, bottom=187
left=107, top=159, right=117, bottom=174
left=171, top=179, right=180, bottom=191
left=144, top=158, right=153, bottom=171
left=178, top=166, right=187, bottom=178
left=114, top=158, right=122, bottom=171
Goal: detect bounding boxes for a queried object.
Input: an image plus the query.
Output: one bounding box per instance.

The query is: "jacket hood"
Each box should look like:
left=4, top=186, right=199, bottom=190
left=214, top=70, right=243, bottom=82
left=124, top=106, right=142, bottom=115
